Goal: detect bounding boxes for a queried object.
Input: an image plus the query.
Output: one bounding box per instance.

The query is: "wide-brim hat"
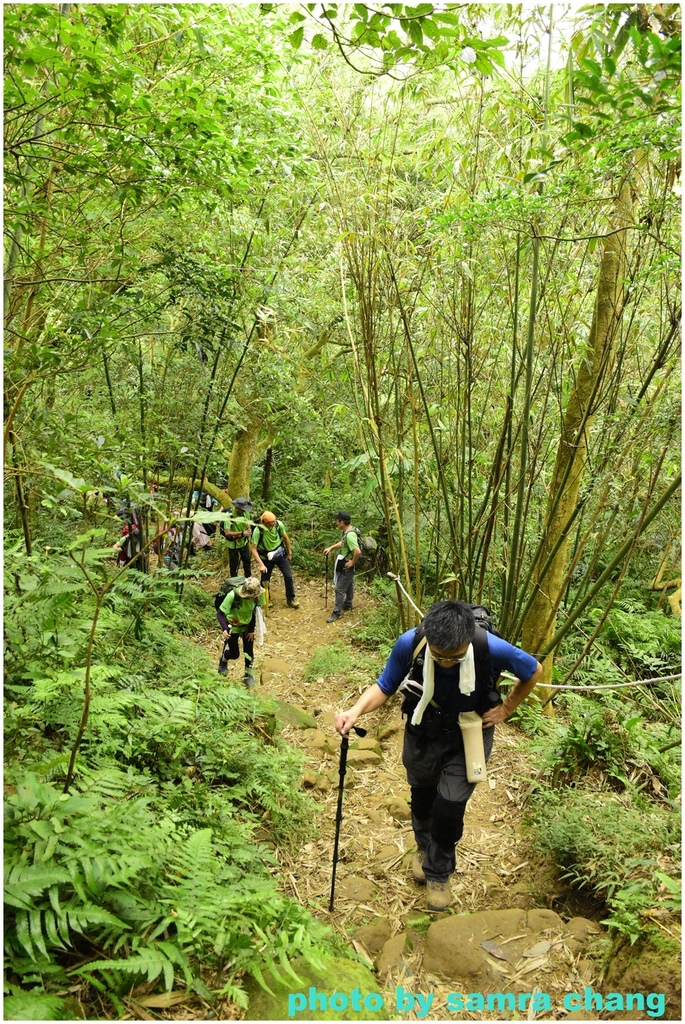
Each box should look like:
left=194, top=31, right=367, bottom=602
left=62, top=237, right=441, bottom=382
left=238, top=576, right=265, bottom=599
left=233, top=497, right=253, bottom=511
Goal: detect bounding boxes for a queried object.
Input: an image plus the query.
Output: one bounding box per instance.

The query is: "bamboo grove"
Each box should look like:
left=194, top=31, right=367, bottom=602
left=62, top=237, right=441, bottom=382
left=5, top=4, right=681, bottom=686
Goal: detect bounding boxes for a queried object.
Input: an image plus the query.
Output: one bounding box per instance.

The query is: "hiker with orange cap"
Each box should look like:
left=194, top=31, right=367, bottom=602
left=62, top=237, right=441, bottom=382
left=250, top=510, right=299, bottom=608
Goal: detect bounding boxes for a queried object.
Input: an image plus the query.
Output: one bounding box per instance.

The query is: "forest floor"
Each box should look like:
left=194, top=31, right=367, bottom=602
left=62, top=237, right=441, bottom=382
left=196, top=569, right=625, bottom=1022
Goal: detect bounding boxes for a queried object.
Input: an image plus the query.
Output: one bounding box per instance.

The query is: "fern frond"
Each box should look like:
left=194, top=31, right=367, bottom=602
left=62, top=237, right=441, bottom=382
left=77, top=948, right=178, bottom=990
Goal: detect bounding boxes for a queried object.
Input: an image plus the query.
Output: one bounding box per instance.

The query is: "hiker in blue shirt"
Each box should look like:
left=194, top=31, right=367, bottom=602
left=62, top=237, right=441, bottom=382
left=335, top=600, right=542, bottom=912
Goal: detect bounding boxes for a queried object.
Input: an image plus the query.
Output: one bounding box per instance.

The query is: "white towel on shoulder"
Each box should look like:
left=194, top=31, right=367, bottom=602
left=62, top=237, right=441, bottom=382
left=410, top=643, right=475, bottom=725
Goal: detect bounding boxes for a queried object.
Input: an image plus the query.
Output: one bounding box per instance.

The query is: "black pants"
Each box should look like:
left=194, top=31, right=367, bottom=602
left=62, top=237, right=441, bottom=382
left=220, top=631, right=254, bottom=670
left=260, top=551, right=295, bottom=602
left=403, top=718, right=494, bottom=881
left=228, top=544, right=251, bottom=578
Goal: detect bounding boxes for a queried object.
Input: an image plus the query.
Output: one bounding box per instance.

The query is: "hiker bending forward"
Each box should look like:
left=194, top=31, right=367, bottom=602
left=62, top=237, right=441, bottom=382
left=250, top=510, right=299, bottom=608
left=324, top=510, right=360, bottom=623
left=334, top=600, right=542, bottom=912
left=216, top=577, right=266, bottom=687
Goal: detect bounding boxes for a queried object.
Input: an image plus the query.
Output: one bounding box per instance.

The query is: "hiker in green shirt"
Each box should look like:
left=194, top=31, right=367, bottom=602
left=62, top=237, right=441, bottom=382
left=222, top=496, right=253, bottom=577
left=216, top=576, right=266, bottom=687
left=250, top=510, right=299, bottom=608
left=324, top=511, right=360, bottom=622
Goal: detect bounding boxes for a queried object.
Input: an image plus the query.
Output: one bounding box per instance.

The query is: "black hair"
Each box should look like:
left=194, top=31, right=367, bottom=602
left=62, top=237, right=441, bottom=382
left=423, top=601, right=476, bottom=650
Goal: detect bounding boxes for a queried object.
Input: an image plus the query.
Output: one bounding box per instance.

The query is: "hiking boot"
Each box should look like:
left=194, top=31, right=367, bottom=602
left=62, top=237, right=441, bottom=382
left=327, top=613, right=341, bottom=623
left=342, top=604, right=353, bottom=612
left=243, top=671, right=256, bottom=688
left=218, top=660, right=228, bottom=675
left=411, top=849, right=426, bottom=885
left=287, top=600, right=300, bottom=609
left=426, top=878, right=451, bottom=912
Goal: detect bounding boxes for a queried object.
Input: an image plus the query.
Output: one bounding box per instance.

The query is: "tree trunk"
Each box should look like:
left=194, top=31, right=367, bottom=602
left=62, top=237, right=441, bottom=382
left=521, top=177, right=634, bottom=707
left=227, top=418, right=262, bottom=498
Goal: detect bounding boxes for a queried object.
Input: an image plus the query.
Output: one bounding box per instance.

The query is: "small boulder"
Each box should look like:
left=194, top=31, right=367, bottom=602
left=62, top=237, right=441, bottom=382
left=350, top=736, right=382, bottom=754
left=385, top=797, right=411, bottom=821
left=337, top=876, right=378, bottom=902
left=372, top=844, right=401, bottom=869
left=378, top=721, right=403, bottom=741
left=301, top=772, right=318, bottom=789
left=354, top=918, right=392, bottom=955
left=274, top=699, right=317, bottom=730
left=376, top=933, right=407, bottom=976
left=301, top=729, right=334, bottom=754
left=245, top=956, right=386, bottom=1020
left=347, top=749, right=382, bottom=766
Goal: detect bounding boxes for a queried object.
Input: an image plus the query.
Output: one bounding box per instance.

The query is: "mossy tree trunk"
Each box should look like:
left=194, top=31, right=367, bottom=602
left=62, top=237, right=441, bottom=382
left=227, top=419, right=261, bottom=499
left=521, top=177, right=634, bottom=709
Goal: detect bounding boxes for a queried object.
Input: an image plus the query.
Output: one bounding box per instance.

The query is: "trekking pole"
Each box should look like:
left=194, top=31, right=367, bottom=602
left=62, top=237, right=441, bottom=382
left=329, top=724, right=367, bottom=913
left=386, top=572, right=424, bottom=620
left=325, top=551, right=329, bottom=608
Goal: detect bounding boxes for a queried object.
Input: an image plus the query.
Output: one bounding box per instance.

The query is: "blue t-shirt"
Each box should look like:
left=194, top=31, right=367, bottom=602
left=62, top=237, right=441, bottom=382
left=376, top=629, right=538, bottom=716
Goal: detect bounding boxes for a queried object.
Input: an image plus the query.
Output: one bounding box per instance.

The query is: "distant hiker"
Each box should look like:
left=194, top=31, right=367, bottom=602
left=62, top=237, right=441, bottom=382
left=113, top=506, right=144, bottom=570
left=216, top=576, right=266, bottom=687
left=193, top=489, right=219, bottom=535
left=334, top=600, right=542, bottom=912
left=250, top=510, right=299, bottom=608
left=190, top=520, right=212, bottom=554
left=222, top=496, right=253, bottom=577
left=324, top=511, right=361, bottom=623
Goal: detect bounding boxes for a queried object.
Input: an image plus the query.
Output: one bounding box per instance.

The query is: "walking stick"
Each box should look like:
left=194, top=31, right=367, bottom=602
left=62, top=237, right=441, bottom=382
left=329, top=724, right=367, bottom=913
left=386, top=571, right=424, bottom=619
left=325, top=551, right=329, bottom=608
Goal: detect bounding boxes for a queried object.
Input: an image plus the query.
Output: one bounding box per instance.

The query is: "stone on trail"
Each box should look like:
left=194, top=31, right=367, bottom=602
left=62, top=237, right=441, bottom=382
left=337, top=875, right=378, bottom=901
left=385, top=797, right=411, bottom=821
left=300, top=772, right=319, bottom=789
left=273, top=699, right=317, bottom=730
left=373, top=844, right=401, bottom=864
left=353, top=917, right=392, bottom=954
left=350, top=736, right=381, bottom=753
left=261, top=656, right=294, bottom=685
left=300, top=728, right=335, bottom=754
left=346, top=749, right=382, bottom=766
left=378, top=721, right=402, bottom=741
left=423, top=907, right=567, bottom=985
left=245, top=955, right=386, bottom=1020
left=375, top=932, right=407, bottom=976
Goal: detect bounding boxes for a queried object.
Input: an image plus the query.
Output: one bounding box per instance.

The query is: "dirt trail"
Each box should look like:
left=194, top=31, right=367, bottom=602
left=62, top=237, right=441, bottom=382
left=202, top=570, right=608, bottom=1019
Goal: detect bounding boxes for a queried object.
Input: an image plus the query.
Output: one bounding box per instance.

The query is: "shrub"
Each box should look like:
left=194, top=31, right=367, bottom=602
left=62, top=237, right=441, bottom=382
left=526, top=787, right=680, bottom=943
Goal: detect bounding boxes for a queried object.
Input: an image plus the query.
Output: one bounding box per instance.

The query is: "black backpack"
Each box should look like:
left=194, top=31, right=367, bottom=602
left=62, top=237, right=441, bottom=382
left=403, top=604, right=504, bottom=717
left=214, top=576, right=246, bottom=613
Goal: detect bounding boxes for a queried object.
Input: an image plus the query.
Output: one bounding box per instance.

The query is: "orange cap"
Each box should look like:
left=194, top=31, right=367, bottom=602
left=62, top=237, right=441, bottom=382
left=261, top=510, right=277, bottom=525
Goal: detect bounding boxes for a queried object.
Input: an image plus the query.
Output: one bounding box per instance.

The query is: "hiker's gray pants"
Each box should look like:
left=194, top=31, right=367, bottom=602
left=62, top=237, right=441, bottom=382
left=332, top=564, right=355, bottom=616
left=403, top=721, right=494, bottom=881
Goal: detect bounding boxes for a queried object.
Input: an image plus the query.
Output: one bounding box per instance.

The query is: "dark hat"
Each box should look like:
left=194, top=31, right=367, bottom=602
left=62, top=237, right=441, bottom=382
left=233, top=497, right=253, bottom=511
left=333, top=510, right=351, bottom=524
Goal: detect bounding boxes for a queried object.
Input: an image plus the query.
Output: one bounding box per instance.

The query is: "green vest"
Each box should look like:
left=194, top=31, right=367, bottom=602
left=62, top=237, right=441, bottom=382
left=252, top=521, right=285, bottom=554
left=225, top=513, right=251, bottom=550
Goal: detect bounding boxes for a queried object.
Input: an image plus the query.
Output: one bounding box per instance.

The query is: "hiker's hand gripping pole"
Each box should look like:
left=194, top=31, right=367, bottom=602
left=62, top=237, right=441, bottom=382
left=329, top=725, right=366, bottom=913
left=386, top=572, right=424, bottom=619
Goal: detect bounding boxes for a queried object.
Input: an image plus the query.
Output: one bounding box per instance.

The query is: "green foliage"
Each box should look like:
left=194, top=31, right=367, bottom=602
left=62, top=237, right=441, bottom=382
left=598, top=604, right=682, bottom=677
left=4, top=542, right=342, bottom=1013
left=526, top=787, right=680, bottom=944
left=4, top=774, right=330, bottom=1002
left=304, top=645, right=357, bottom=680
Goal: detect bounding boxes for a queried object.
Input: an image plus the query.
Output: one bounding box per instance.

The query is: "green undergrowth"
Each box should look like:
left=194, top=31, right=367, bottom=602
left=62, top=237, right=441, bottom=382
left=520, top=603, right=681, bottom=947
left=4, top=540, right=349, bottom=1018
left=526, top=787, right=680, bottom=943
